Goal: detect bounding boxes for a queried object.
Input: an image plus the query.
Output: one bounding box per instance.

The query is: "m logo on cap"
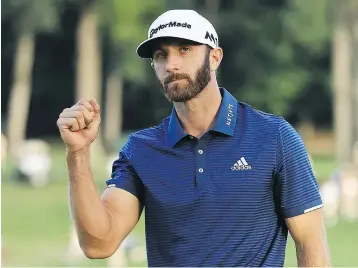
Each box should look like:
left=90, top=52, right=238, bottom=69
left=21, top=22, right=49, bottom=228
left=205, top=31, right=218, bottom=46
left=150, top=21, right=192, bottom=38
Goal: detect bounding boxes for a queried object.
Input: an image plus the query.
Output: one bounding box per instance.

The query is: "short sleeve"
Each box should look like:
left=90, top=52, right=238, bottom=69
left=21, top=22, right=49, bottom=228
left=106, top=135, right=145, bottom=205
left=275, top=118, right=323, bottom=218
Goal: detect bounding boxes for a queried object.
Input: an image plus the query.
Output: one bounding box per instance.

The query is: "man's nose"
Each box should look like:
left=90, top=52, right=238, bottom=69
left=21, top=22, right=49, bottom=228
left=166, top=54, right=181, bottom=73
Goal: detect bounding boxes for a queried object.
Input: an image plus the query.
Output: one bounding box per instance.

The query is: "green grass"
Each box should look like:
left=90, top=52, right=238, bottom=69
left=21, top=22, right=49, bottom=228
left=311, top=153, right=339, bottom=183
left=1, top=138, right=357, bottom=266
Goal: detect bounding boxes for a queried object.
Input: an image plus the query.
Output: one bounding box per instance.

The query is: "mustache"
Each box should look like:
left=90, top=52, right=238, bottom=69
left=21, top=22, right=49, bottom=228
left=164, top=73, right=190, bottom=85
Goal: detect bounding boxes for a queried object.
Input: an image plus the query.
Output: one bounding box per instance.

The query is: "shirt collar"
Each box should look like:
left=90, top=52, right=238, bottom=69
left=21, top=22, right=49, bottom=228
left=167, top=88, right=238, bottom=147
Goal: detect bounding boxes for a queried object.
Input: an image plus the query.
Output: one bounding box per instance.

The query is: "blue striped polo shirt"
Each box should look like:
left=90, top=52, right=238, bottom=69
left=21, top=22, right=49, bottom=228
left=106, top=87, right=323, bottom=267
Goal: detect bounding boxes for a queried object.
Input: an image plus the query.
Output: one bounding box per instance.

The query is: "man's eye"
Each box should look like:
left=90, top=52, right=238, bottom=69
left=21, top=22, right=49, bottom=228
left=180, top=47, right=190, bottom=53
left=155, top=52, right=165, bottom=58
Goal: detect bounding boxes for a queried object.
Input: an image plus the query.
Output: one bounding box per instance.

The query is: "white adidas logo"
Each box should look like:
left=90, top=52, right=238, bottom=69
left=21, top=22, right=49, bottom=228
left=231, top=157, right=252, bottom=170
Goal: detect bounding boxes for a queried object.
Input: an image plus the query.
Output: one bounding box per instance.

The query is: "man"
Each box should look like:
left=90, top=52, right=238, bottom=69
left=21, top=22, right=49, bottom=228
left=57, top=9, right=331, bottom=267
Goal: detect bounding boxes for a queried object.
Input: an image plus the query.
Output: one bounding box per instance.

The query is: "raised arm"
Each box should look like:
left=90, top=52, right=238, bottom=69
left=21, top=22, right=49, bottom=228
left=58, top=98, right=143, bottom=259
left=67, top=149, right=143, bottom=258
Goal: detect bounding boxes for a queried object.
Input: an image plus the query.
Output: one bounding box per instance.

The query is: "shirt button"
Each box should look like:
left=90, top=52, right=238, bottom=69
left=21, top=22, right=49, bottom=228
left=198, top=168, right=204, bottom=173
left=189, top=136, right=194, bottom=139
left=198, top=150, right=203, bottom=154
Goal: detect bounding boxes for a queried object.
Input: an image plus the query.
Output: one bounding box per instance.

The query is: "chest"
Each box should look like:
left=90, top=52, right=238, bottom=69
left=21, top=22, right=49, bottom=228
left=133, top=135, right=277, bottom=211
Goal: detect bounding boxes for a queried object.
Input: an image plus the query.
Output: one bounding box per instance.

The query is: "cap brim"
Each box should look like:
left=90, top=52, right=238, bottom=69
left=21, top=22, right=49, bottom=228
left=136, top=36, right=166, bottom=59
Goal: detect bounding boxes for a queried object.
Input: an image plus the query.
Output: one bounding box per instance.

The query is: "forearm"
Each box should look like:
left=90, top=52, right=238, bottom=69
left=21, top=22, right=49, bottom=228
left=295, top=241, right=331, bottom=267
left=67, top=148, right=112, bottom=254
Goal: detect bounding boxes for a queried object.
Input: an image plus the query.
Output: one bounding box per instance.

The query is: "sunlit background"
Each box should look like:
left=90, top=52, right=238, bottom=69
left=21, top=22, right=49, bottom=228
left=1, top=0, right=358, bottom=266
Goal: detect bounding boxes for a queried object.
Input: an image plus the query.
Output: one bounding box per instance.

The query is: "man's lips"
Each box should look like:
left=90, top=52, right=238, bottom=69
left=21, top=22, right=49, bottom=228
left=167, top=78, right=185, bottom=84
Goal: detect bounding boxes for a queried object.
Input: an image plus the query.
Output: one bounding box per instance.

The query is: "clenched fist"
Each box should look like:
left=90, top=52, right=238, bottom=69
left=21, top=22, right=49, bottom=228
left=57, top=98, right=101, bottom=153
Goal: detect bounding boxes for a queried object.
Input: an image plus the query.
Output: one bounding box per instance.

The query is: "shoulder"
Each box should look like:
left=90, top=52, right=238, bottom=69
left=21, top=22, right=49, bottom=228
left=237, top=101, right=285, bottom=132
left=130, top=116, right=170, bottom=140
left=237, top=101, right=301, bottom=145
left=123, top=116, right=170, bottom=153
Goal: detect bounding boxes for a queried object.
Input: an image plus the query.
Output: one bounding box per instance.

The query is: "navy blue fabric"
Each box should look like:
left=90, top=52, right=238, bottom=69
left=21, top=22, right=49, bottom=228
left=106, top=88, right=322, bottom=267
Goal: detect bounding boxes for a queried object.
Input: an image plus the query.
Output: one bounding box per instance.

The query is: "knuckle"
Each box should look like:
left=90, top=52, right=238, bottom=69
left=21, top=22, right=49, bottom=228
left=79, top=106, right=89, bottom=116
left=75, top=111, right=83, bottom=118
left=85, top=101, right=93, bottom=109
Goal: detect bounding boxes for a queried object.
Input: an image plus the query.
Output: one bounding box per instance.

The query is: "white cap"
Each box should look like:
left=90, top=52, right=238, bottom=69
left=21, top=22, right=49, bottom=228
left=136, top=9, right=219, bottom=59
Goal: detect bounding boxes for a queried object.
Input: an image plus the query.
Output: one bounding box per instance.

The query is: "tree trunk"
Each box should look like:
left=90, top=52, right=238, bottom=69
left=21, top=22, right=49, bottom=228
left=333, top=2, right=354, bottom=164
left=104, top=73, right=123, bottom=153
left=76, top=2, right=106, bottom=166
left=352, top=5, right=358, bottom=145
left=6, top=33, right=35, bottom=163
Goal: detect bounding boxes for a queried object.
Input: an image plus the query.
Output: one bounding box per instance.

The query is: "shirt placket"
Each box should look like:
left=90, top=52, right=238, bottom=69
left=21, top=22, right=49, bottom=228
left=195, top=138, right=207, bottom=187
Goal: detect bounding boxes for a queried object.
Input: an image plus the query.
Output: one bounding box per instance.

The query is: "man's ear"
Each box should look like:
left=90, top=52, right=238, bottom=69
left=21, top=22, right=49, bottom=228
left=151, top=61, right=154, bottom=69
left=210, top=47, right=223, bottom=72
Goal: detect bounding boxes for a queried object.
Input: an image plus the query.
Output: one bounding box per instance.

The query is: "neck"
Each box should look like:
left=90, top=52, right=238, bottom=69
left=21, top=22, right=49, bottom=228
left=173, top=79, right=222, bottom=138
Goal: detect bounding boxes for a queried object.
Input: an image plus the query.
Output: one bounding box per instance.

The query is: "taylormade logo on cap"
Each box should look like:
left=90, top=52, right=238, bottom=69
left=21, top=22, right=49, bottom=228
left=205, top=31, right=218, bottom=46
left=150, top=21, right=192, bottom=38
left=136, top=9, right=219, bottom=59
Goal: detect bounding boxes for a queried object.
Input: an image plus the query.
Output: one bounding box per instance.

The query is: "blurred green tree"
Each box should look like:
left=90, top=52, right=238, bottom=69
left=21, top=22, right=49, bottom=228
left=2, top=0, right=61, bottom=162
left=219, top=0, right=331, bottom=117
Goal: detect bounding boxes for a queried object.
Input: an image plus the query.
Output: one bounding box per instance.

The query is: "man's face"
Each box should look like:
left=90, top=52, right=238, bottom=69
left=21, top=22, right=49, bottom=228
left=151, top=38, right=212, bottom=102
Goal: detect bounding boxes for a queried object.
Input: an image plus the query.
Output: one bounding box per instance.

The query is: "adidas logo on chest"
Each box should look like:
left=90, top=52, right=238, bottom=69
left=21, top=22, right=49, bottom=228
left=231, top=157, right=252, bottom=170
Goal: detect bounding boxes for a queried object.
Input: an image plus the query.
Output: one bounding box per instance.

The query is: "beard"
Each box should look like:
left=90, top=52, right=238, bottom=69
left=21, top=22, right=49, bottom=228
left=158, top=52, right=211, bottom=102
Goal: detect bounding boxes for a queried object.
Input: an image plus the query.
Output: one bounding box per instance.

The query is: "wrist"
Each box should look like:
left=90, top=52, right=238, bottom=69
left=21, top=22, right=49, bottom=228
left=66, top=146, right=91, bottom=158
